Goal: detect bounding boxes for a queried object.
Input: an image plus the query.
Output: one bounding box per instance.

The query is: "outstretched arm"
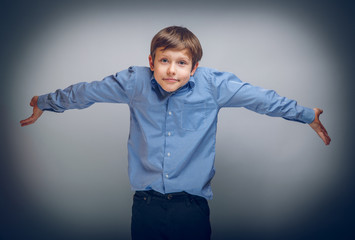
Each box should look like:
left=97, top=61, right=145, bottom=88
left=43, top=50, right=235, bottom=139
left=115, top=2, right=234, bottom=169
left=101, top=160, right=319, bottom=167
left=20, top=96, right=43, bottom=127
left=309, top=108, right=331, bottom=145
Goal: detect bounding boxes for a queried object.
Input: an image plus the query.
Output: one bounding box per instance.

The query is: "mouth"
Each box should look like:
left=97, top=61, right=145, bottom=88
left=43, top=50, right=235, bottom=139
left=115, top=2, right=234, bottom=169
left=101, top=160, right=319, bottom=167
left=163, top=78, right=179, bottom=83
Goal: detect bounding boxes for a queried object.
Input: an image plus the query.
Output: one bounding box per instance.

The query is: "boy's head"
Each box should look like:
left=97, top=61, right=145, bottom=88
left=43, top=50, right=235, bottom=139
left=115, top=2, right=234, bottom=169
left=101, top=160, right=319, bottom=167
left=150, top=26, right=203, bottom=70
left=149, top=26, right=203, bottom=92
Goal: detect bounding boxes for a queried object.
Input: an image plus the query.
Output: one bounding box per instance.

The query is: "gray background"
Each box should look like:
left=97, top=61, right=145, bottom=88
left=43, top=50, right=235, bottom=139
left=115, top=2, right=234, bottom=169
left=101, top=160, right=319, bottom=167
left=1, top=0, right=354, bottom=239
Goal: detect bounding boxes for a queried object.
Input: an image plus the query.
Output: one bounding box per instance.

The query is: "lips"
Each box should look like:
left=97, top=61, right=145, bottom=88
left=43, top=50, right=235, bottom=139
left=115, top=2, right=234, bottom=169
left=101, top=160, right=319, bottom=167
left=163, top=78, right=179, bottom=83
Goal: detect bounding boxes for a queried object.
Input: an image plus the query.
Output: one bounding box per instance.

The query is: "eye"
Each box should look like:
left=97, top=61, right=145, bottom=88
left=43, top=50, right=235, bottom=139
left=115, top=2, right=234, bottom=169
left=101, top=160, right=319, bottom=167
left=179, top=61, right=187, bottom=65
left=160, top=58, right=168, bottom=63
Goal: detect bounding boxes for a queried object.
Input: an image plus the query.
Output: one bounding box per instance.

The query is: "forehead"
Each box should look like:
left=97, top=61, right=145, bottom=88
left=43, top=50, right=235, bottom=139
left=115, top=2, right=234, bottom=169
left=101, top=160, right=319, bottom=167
left=156, top=47, right=192, bottom=59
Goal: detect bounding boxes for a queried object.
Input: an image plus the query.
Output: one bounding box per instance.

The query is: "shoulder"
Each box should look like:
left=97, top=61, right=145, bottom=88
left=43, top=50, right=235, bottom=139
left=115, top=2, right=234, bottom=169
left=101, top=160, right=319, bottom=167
left=129, top=66, right=153, bottom=84
left=194, top=66, right=214, bottom=77
left=123, top=66, right=153, bottom=98
left=194, top=67, right=236, bottom=78
left=194, top=67, right=240, bottom=84
left=118, top=66, right=152, bottom=77
left=114, top=66, right=152, bottom=84
left=193, top=67, right=215, bottom=84
left=128, top=66, right=152, bottom=74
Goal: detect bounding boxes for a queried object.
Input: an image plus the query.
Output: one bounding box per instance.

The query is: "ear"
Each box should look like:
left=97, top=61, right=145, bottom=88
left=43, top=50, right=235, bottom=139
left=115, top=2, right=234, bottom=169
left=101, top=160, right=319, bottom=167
left=190, top=62, right=199, bottom=76
left=148, top=55, right=154, bottom=71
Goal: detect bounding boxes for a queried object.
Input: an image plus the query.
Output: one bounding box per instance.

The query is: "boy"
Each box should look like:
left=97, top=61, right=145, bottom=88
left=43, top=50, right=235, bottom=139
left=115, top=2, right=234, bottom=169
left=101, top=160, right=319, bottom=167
left=20, top=26, right=331, bottom=240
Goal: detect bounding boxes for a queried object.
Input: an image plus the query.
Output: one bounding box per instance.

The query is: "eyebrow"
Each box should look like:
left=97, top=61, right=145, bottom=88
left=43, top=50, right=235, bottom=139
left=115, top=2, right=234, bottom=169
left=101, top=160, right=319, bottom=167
left=159, top=55, right=191, bottom=62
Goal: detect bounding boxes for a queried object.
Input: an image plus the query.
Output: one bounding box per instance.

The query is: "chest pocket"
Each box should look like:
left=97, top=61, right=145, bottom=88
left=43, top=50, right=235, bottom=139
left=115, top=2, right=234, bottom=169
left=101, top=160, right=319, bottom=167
left=181, top=102, right=206, bottom=131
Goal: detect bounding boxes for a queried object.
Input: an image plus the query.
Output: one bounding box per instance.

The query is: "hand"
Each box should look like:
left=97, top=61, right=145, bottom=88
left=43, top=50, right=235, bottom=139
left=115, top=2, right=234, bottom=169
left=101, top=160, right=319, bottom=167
left=309, top=108, right=331, bottom=145
left=20, top=96, right=43, bottom=127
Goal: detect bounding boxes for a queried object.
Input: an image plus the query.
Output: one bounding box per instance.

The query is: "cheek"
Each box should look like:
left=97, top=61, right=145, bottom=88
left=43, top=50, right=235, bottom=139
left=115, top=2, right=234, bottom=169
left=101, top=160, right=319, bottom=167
left=181, top=70, right=192, bottom=80
left=154, top=66, right=163, bottom=76
left=154, top=69, right=162, bottom=79
left=153, top=71, right=158, bottom=79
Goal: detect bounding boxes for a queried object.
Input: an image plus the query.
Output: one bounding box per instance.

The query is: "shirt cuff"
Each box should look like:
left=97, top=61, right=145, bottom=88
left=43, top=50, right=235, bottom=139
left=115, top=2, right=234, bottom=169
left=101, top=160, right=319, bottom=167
left=37, top=94, right=51, bottom=111
left=300, top=107, right=315, bottom=124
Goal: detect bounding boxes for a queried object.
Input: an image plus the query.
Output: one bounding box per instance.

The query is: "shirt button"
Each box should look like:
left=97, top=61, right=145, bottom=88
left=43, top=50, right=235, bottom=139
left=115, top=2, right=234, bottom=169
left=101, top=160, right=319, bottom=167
left=168, top=111, right=172, bottom=115
left=168, top=132, right=171, bottom=136
left=167, top=152, right=171, bottom=157
left=165, top=174, right=169, bottom=178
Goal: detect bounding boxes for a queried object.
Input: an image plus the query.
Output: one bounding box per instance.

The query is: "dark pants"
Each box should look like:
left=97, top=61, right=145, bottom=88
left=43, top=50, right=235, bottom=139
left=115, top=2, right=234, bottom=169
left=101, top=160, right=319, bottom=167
left=131, top=190, right=211, bottom=240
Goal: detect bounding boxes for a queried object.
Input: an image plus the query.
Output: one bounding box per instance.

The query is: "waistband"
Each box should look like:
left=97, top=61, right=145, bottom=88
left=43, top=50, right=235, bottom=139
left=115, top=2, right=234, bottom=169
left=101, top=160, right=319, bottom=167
left=135, top=190, right=204, bottom=201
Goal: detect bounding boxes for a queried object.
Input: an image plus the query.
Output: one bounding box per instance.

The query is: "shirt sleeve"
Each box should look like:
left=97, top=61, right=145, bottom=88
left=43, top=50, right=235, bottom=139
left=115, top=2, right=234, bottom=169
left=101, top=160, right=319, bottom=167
left=37, top=66, right=137, bottom=112
left=211, top=70, right=315, bottom=124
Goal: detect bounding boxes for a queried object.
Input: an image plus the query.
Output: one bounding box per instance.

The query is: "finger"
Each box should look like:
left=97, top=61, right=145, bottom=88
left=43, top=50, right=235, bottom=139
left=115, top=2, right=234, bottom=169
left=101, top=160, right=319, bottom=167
left=20, top=118, right=32, bottom=126
left=313, top=122, right=330, bottom=145
left=319, top=123, right=330, bottom=144
left=319, top=129, right=331, bottom=145
left=321, top=124, right=328, bottom=135
left=323, top=135, right=331, bottom=145
left=318, top=121, right=328, bottom=135
left=20, top=116, right=36, bottom=127
left=317, top=131, right=328, bottom=145
left=20, top=116, right=31, bottom=124
left=323, top=129, right=331, bottom=145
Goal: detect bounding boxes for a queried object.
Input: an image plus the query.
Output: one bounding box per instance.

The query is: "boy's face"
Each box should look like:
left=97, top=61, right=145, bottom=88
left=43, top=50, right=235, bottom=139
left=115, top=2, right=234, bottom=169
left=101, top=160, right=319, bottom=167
left=149, top=47, right=198, bottom=92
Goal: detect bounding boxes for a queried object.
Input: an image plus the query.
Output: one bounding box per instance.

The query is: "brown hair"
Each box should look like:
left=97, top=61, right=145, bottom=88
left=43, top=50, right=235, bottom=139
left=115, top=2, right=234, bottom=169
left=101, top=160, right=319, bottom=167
left=150, top=26, right=203, bottom=69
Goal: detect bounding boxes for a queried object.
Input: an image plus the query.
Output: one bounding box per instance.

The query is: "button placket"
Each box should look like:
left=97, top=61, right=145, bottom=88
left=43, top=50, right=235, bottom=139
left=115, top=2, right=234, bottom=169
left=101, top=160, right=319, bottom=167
left=163, top=99, right=173, bottom=185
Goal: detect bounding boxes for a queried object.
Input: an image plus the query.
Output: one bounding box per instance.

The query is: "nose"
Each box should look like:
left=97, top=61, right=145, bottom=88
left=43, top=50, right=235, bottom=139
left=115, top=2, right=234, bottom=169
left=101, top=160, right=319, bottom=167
left=167, top=63, right=176, bottom=76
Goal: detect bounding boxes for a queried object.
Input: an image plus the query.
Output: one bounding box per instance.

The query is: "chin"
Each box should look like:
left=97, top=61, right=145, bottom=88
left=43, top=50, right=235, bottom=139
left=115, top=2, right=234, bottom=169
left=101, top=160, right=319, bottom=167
left=164, top=88, right=176, bottom=92
left=162, top=86, right=179, bottom=92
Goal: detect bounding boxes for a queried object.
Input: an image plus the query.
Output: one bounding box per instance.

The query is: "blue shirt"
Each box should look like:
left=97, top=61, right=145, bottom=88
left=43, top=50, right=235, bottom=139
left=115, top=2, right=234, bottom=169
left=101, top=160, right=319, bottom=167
left=38, top=66, right=315, bottom=199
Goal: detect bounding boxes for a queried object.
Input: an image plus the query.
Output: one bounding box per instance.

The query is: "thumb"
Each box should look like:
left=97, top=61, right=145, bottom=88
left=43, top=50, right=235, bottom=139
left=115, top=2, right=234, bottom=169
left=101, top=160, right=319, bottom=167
left=313, top=108, right=323, bottom=120
left=30, top=96, right=38, bottom=107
